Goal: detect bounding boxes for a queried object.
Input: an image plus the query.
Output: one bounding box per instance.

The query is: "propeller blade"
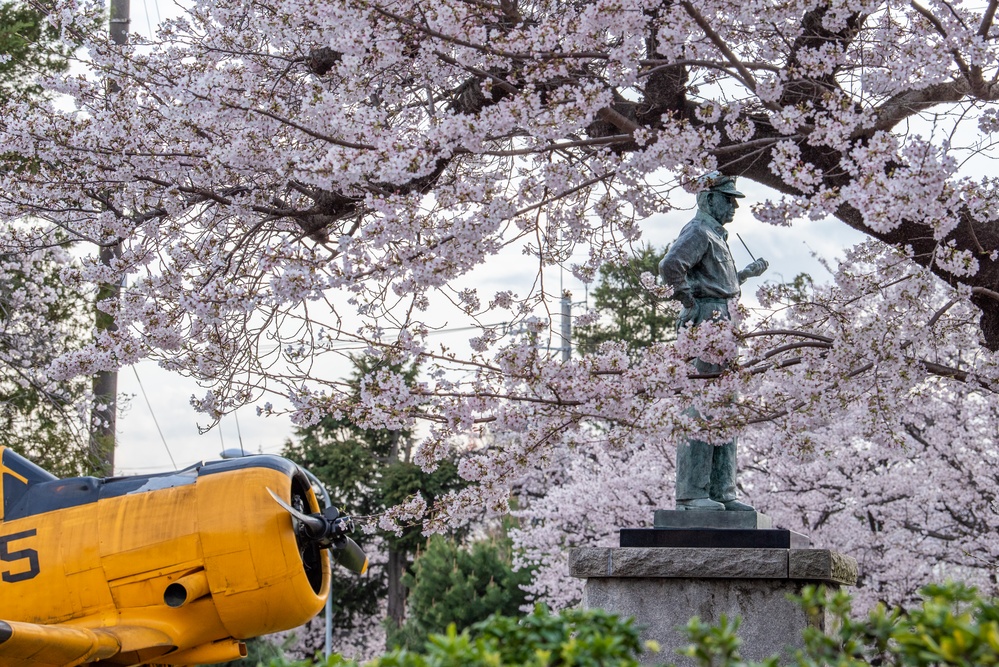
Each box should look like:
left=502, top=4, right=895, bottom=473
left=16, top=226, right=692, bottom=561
left=334, top=537, right=369, bottom=575
left=267, top=488, right=368, bottom=575
left=267, top=488, right=327, bottom=538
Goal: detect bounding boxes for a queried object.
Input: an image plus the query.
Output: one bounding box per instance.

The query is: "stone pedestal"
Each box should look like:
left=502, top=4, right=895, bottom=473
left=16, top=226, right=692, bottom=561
left=570, top=531, right=857, bottom=665
left=654, top=509, right=773, bottom=529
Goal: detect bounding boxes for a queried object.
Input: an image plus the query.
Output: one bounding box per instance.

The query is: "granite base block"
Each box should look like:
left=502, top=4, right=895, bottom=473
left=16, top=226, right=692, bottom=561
left=789, top=549, right=858, bottom=584
left=582, top=576, right=828, bottom=665
left=570, top=547, right=789, bottom=579
left=569, top=547, right=857, bottom=585
left=570, top=547, right=857, bottom=666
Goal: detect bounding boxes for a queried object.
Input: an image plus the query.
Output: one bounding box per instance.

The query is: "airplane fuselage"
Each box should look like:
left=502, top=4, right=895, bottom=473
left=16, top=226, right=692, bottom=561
left=0, top=449, right=330, bottom=666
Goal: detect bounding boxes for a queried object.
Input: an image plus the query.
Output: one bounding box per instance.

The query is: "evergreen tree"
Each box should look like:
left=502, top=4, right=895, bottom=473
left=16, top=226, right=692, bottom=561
left=282, top=356, right=465, bottom=653
left=1, top=2, right=91, bottom=475
left=388, top=534, right=532, bottom=651
left=573, top=245, right=677, bottom=358
left=0, top=239, right=91, bottom=476
left=0, top=0, right=70, bottom=104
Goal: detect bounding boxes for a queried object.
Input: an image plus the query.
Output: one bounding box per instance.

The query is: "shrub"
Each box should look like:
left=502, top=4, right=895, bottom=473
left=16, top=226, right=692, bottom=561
left=387, top=535, right=533, bottom=650
left=253, top=606, right=645, bottom=666
left=237, top=582, right=999, bottom=666
left=678, top=581, right=999, bottom=667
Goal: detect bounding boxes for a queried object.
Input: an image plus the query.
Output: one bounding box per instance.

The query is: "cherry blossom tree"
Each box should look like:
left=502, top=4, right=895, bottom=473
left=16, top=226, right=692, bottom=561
left=742, top=247, right=999, bottom=609
left=512, top=246, right=999, bottom=611
left=0, top=225, right=92, bottom=475
left=0, top=1, right=90, bottom=473
left=1, top=0, right=998, bottom=532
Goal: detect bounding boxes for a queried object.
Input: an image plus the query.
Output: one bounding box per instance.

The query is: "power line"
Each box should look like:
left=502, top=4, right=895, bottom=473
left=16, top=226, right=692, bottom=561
left=234, top=412, right=246, bottom=456
left=131, top=365, right=177, bottom=468
left=141, top=0, right=153, bottom=37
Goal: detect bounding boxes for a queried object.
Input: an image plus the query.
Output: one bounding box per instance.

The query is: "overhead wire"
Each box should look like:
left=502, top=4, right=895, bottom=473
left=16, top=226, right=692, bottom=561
left=234, top=412, right=246, bottom=456
left=131, top=365, right=178, bottom=468
left=139, top=0, right=153, bottom=37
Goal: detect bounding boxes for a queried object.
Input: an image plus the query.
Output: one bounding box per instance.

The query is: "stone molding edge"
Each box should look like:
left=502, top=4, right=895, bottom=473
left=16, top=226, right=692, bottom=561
left=568, top=547, right=857, bottom=586
left=789, top=549, right=858, bottom=585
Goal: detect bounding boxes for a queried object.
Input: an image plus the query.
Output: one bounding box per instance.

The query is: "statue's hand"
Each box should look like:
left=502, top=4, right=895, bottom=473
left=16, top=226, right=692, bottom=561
left=675, top=292, right=695, bottom=309
left=744, top=258, right=768, bottom=277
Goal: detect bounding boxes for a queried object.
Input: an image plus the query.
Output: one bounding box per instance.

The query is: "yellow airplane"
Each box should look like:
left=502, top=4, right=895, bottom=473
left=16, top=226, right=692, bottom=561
left=0, top=445, right=367, bottom=666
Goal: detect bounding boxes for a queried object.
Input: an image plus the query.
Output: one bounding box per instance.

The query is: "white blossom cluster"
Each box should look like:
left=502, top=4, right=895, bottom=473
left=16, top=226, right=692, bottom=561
left=0, top=223, right=92, bottom=472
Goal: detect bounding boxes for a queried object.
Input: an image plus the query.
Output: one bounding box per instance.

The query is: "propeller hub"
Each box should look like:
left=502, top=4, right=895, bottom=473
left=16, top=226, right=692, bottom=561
left=267, top=488, right=368, bottom=575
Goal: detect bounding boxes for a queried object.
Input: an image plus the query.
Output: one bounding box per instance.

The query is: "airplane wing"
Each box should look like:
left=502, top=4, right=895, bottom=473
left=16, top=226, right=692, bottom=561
left=0, top=620, right=121, bottom=667
left=0, top=620, right=182, bottom=667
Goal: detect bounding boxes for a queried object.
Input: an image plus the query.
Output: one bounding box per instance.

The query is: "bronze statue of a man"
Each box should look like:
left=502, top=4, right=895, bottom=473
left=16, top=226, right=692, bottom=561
left=658, top=172, right=768, bottom=511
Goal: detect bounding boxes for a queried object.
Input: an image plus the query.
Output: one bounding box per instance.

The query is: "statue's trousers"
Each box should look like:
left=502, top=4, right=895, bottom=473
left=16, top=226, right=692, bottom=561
left=675, top=298, right=738, bottom=503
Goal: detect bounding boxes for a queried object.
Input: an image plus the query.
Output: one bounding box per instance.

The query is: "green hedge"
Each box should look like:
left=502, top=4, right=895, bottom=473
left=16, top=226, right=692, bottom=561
left=675, top=581, right=999, bottom=667
left=250, top=582, right=999, bottom=667
left=254, top=606, right=644, bottom=667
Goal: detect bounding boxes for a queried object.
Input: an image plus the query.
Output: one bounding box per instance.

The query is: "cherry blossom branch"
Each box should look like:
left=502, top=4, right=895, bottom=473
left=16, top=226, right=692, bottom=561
left=739, top=340, right=832, bottom=370
left=679, top=1, right=772, bottom=107
left=972, top=286, right=999, bottom=303
left=872, top=81, right=970, bottom=132
left=371, top=5, right=609, bottom=61
left=217, top=100, right=376, bottom=150
left=478, top=135, right=634, bottom=156
left=910, top=1, right=975, bottom=83
left=980, top=0, right=999, bottom=38
left=639, top=59, right=782, bottom=75
left=742, top=329, right=834, bottom=344
left=711, top=136, right=790, bottom=157
left=433, top=52, right=520, bottom=96
left=927, top=298, right=962, bottom=329
left=512, top=172, right=613, bottom=218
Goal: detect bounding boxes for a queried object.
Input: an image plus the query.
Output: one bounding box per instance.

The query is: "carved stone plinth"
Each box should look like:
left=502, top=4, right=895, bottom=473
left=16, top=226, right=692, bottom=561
left=569, top=546, right=857, bottom=665
left=654, top=510, right=773, bottom=529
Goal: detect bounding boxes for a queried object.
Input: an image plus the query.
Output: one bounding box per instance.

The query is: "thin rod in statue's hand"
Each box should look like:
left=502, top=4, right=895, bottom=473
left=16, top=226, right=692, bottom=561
left=736, top=232, right=756, bottom=262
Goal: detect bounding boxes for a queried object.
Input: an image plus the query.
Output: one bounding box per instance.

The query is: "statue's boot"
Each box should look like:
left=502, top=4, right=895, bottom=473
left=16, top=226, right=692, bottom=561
left=675, top=438, right=723, bottom=510
left=709, top=440, right=754, bottom=511
left=677, top=498, right=725, bottom=511
left=720, top=499, right=755, bottom=511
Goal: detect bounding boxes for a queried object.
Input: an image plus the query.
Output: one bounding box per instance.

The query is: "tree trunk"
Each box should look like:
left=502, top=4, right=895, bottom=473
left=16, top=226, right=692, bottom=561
left=386, top=548, right=407, bottom=632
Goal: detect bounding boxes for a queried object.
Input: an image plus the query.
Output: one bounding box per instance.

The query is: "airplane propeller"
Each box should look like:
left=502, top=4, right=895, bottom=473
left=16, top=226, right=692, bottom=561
left=267, top=489, right=369, bottom=575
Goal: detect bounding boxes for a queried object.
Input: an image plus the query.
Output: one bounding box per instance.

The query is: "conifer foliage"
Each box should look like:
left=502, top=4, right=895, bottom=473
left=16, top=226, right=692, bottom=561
left=388, top=535, right=532, bottom=650
left=283, top=357, right=465, bottom=656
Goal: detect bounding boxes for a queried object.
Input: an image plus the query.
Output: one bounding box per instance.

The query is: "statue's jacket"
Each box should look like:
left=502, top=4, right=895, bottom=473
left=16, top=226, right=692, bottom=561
left=658, top=210, right=744, bottom=305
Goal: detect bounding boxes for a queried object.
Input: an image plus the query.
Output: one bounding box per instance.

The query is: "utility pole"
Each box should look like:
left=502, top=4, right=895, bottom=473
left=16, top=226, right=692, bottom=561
left=109, top=0, right=129, bottom=46
left=560, top=291, right=572, bottom=362
left=89, top=0, right=128, bottom=476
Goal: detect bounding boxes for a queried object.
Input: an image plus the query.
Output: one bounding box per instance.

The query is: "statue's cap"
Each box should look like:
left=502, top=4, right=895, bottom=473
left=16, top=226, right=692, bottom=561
left=695, top=171, right=745, bottom=197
